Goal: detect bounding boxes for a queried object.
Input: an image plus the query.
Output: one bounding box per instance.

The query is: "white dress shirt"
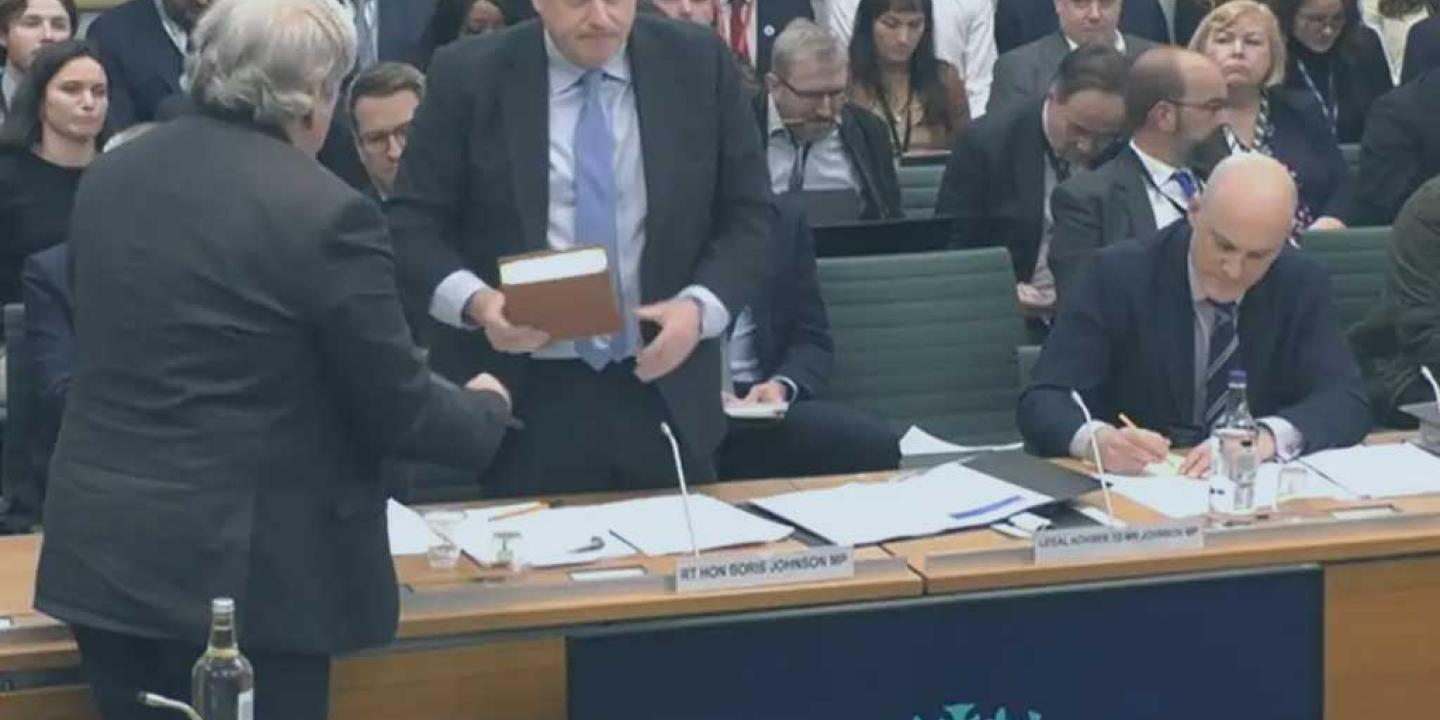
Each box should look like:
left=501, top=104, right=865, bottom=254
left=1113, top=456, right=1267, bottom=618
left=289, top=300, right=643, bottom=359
left=825, top=0, right=998, bottom=118
left=765, top=95, right=859, bottom=194
left=153, top=0, right=188, bottom=54
left=1129, top=141, right=1190, bottom=232
left=429, top=35, right=729, bottom=358
left=0, top=69, right=19, bottom=122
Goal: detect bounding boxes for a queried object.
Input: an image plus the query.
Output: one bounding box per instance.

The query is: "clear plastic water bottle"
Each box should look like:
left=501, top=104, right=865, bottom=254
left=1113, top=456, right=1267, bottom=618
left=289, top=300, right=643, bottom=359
left=1211, top=369, right=1258, bottom=516
left=192, top=598, right=254, bottom=720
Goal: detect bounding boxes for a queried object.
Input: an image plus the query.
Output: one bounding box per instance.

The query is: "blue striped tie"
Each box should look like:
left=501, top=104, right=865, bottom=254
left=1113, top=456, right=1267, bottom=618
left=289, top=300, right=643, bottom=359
left=1204, top=301, right=1239, bottom=425
left=573, top=70, right=628, bottom=371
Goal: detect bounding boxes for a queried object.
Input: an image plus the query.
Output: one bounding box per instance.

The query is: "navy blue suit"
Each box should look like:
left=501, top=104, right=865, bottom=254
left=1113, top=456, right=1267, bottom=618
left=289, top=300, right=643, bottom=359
left=994, top=0, right=1171, bottom=53
left=377, top=0, right=440, bottom=68
left=716, top=194, right=900, bottom=479
left=1018, top=222, right=1370, bottom=456
left=21, top=243, right=72, bottom=416
left=1401, top=16, right=1440, bottom=85
left=1268, top=88, right=1354, bottom=222
left=86, top=0, right=183, bottom=131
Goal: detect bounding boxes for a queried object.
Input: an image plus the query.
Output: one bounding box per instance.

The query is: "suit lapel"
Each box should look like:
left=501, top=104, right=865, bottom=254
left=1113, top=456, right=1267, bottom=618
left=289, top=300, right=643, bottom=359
left=838, top=107, right=882, bottom=218
left=1015, top=105, right=1047, bottom=264
left=1156, top=226, right=1197, bottom=423
left=1117, top=148, right=1158, bottom=234
left=502, top=27, right=550, bottom=253
left=629, top=25, right=683, bottom=300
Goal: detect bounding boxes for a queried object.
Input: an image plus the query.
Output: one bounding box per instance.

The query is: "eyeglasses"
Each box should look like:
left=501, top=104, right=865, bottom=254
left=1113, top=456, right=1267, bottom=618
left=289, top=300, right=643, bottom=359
left=1297, top=12, right=1345, bottom=31
left=777, top=76, right=847, bottom=106
left=1165, top=97, right=1228, bottom=114
left=357, top=121, right=412, bottom=153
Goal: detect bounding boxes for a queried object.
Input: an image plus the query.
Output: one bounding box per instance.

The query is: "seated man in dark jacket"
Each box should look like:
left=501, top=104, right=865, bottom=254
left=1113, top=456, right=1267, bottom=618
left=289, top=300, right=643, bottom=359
left=1019, top=154, right=1370, bottom=475
left=717, top=193, right=900, bottom=478
left=1354, top=69, right=1440, bottom=226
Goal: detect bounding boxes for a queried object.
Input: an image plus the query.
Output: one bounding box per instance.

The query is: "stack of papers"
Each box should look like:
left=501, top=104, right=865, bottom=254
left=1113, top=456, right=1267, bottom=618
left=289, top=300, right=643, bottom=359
left=1106, top=464, right=1352, bottom=519
left=444, top=494, right=794, bottom=569
left=751, top=462, right=1052, bottom=545
left=899, top=426, right=1023, bottom=457
left=1301, top=444, right=1440, bottom=498
left=387, top=499, right=442, bottom=556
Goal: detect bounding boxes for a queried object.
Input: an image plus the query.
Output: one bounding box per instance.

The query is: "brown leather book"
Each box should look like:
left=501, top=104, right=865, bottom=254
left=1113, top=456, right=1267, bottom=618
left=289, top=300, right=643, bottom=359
left=498, top=246, right=623, bottom=340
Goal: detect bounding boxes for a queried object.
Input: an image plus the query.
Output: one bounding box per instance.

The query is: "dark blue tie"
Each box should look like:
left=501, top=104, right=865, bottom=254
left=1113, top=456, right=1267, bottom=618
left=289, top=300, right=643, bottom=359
left=1171, top=168, right=1199, bottom=204
left=1204, top=301, right=1239, bottom=425
left=572, top=70, right=628, bottom=371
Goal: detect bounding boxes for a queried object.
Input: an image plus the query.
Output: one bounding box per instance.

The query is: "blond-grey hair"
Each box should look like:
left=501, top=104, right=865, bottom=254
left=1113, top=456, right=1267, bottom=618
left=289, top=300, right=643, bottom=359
left=1188, top=0, right=1287, bottom=88
left=187, top=0, right=357, bottom=128
left=769, top=19, right=844, bottom=78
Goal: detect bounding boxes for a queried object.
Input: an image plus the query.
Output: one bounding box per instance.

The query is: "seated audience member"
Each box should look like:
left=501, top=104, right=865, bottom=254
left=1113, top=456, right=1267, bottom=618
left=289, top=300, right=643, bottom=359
left=0, top=0, right=75, bottom=125
left=935, top=45, right=1128, bottom=325
left=424, top=0, right=507, bottom=55
left=717, top=0, right=815, bottom=77
left=1350, top=177, right=1440, bottom=426
left=85, top=0, right=204, bottom=130
left=845, top=0, right=969, bottom=156
left=1354, top=67, right=1440, bottom=224
left=1049, top=48, right=1229, bottom=298
left=1276, top=0, right=1392, bottom=144
left=1174, top=0, right=1215, bottom=47
left=651, top=0, right=762, bottom=97
left=0, top=40, right=106, bottom=306
left=1190, top=0, right=1353, bottom=232
left=349, top=61, right=423, bottom=201
left=1360, top=0, right=1430, bottom=84
left=994, top=0, right=1170, bottom=54
left=987, top=0, right=1159, bottom=115
left=761, top=20, right=902, bottom=221
left=828, top=0, right=993, bottom=121
left=1400, top=11, right=1440, bottom=82
left=717, top=194, right=900, bottom=479
left=1019, top=154, right=1371, bottom=476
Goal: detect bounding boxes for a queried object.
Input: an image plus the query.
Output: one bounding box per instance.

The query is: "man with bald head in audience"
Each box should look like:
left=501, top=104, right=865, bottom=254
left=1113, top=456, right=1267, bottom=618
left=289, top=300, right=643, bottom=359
left=1019, top=154, right=1371, bottom=477
left=1049, top=47, right=1229, bottom=299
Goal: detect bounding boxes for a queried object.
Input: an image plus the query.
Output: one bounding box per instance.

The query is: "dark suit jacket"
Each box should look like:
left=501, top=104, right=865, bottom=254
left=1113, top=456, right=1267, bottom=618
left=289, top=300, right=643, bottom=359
left=34, top=112, right=512, bottom=655
left=377, top=0, right=441, bottom=67
left=1268, top=88, right=1355, bottom=222
left=994, top=0, right=1170, bottom=54
left=987, top=31, right=1158, bottom=115
left=744, top=194, right=833, bottom=399
left=1355, top=69, right=1440, bottom=225
left=1049, top=145, right=1166, bottom=299
left=1283, top=31, right=1393, bottom=144
left=20, top=243, right=71, bottom=424
left=936, top=100, right=1080, bottom=283
left=1018, top=222, right=1371, bottom=455
left=1400, top=15, right=1440, bottom=84
left=86, top=0, right=182, bottom=130
left=755, top=98, right=903, bottom=221
left=388, top=18, right=774, bottom=472
left=752, top=0, right=814, bottom=77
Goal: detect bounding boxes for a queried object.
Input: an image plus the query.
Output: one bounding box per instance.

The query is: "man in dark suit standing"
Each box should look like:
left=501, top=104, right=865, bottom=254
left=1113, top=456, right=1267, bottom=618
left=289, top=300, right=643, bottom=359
left=1049, top=48, right=1228, bottom=298
left=1353, top=68, right=1440, bottom=225
left=85, top=0, right=203, bottom=130
left=996, top=0, right=1171, bottom=54
left=758, top=19, right=901, bottom=222
left=935, top=45, right=1129, bottom=328
left=988, top=0, right=1159, bottom=115
left=717, top=194, right=900, bottom=479
left=34, top=2, right=514, bottom=718
left=1019, top=154, right=1370, bottom=476
left=389, top=0, right=773, bottom=497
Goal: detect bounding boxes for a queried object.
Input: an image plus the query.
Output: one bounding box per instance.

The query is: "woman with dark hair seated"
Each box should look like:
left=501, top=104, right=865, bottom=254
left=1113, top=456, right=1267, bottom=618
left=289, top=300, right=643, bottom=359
left=0, top=39, right=106, bottom=306
left=846, top=0, right=967, bottom=157
left=1274, top=0, right=1393, bottom=143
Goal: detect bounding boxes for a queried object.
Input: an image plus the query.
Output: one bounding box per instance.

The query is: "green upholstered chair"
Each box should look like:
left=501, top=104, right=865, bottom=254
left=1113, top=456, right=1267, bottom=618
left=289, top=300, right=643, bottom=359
left=1300, top=226, right=1391, bottom=332
left=817, top=247, right=1025, bottom=444
left=898, top=163, right=947, bottom=219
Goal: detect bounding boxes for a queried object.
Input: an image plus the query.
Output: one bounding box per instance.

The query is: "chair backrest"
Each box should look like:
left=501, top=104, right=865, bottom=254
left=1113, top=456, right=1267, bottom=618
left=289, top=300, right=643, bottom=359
left=818, top=247, right=1025, bottom=444
left=898, top=163, right=947, bottom=219
left=1300, top=226, right=1391, bottom=331
left=1, top=304, right=33, bottom=527
left=1340, top=143, right=1360, bottom=178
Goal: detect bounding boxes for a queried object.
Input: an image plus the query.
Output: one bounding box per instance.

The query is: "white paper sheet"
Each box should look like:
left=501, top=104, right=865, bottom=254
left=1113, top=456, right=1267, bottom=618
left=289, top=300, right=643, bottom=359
left=724, top=402, right=789, bottom=420
left=1107, top=463, right=1351, bottom=519
left=450, top=505, right=636, bottom=568
left=899, top=426, right=1024, bottom=456
left=604, top=495, right=794, bottom=556
left=751, top=462, right=1052, bottom=545
left=387, top=499, right=442, bottom=556
left=1301, top=443, right=1440, bottom=499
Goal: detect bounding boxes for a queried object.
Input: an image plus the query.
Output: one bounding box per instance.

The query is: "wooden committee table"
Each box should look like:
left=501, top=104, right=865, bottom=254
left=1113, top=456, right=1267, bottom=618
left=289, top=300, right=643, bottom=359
left=1, top=436, right=1438, bottom=718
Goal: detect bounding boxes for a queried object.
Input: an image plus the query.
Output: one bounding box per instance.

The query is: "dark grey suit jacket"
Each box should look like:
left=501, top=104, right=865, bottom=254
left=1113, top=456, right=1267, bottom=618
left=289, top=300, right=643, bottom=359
left=1049, top=145, right=1165, bottom=299
left=388, top=18, right=774, bottom=484
left=34, top=112, right=513, bottom=655
left=987, top=31, right=1157, bottom=116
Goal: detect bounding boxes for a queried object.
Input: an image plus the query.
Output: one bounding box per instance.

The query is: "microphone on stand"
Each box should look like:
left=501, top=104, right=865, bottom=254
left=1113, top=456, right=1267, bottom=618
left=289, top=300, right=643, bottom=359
left=1070, top=390, right=1118, bottom=526
left=1421, top=366, right=1440, bottom=415
left=136, top=693, right=203, bottom=720
left=660, top=422, right=701, bottom=557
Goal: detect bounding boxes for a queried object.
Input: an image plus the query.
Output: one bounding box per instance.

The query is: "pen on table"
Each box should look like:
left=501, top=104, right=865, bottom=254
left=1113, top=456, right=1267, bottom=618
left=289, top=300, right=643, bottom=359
left=489, top=502, right=546, bottom=522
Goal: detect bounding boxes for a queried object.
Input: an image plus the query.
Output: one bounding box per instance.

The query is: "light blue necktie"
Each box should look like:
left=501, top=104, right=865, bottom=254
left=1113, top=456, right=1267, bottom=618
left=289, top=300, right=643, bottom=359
left=352, top=0, right=378, bottom=71
left=573, top=69, right=629, bottom=371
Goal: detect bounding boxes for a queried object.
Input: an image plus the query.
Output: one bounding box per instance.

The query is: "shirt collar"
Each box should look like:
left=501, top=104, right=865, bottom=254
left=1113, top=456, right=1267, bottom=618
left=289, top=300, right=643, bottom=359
left=544, top=32, right=631, bottom=97
left=154, top=0, right=189, bottom=55
left=1064, top=31, right=1125, bottom=54
left=1130, top=140, right=1178, bottom=188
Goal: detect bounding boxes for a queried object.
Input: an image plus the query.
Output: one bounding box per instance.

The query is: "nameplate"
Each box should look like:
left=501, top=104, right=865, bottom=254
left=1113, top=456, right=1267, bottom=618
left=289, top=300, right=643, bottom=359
left=675, top=546, right=855, bottom=594
left=0, top=616, right=12, bottom=630
left=1034, top=519, right=1205, bottom=564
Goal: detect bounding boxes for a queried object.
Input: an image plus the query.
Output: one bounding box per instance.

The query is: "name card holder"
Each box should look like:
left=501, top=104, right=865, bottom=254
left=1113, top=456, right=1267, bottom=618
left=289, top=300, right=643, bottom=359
left=674, top=546, right=856, bottom=594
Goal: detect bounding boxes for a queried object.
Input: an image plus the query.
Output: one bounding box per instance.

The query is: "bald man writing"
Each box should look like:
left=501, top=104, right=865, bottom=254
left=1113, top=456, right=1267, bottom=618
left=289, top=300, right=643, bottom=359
left=1019, top=154, right=1371, bottom=476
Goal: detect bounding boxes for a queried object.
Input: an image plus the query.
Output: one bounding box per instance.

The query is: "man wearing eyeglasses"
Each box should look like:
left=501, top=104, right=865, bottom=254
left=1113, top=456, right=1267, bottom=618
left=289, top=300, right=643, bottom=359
left=1050, top=47, right=1228, bottom=300
left=350, top=61, right=423, bottom=201
left=759, top=19, right=901, bottom=222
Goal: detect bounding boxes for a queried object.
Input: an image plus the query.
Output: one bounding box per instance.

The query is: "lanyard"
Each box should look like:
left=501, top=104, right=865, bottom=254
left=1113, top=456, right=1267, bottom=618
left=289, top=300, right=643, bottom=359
left=1139, top=167, right=1191, bottom=217
left=878, top=87, right=914, bottom=155
left=1295, top=59, right=1338, bottom=133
